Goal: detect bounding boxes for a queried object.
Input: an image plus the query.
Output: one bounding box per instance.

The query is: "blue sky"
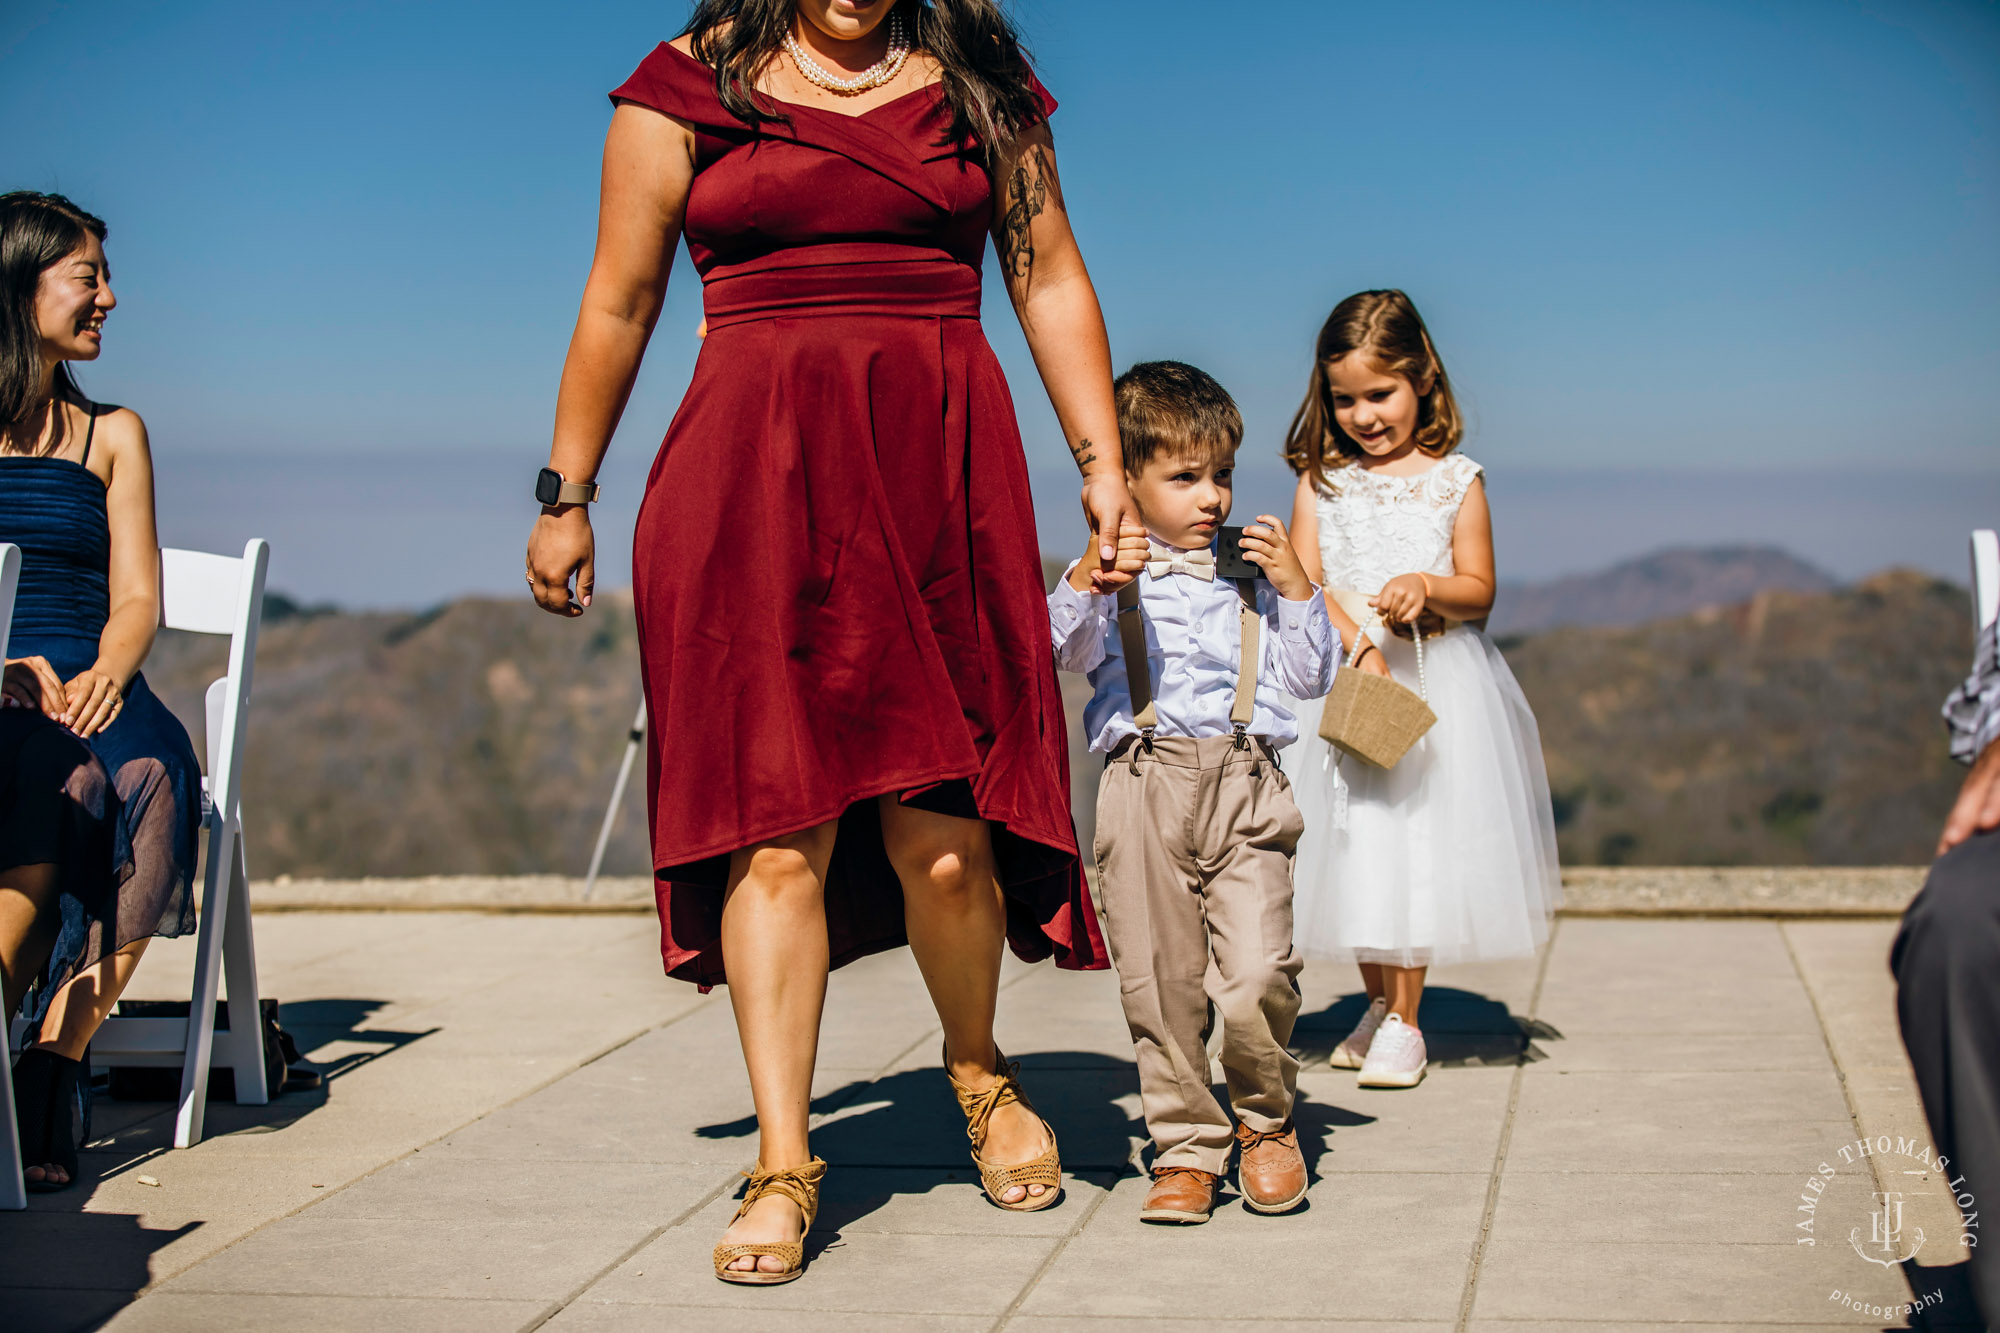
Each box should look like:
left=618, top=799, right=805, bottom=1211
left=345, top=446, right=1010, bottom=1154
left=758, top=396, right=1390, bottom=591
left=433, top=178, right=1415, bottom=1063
left=5, top=0, right=1997, bottom=603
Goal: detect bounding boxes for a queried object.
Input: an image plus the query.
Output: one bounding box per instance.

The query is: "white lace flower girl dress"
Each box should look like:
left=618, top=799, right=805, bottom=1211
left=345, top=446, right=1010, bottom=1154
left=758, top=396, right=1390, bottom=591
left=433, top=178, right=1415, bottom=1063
left=1288, top=454, right=1562, bottom=965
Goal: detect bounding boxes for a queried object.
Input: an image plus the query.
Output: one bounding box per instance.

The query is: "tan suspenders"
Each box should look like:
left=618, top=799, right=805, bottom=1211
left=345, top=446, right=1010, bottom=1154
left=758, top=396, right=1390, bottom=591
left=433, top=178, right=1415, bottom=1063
left=1115, top=577, right=1260, bottom=749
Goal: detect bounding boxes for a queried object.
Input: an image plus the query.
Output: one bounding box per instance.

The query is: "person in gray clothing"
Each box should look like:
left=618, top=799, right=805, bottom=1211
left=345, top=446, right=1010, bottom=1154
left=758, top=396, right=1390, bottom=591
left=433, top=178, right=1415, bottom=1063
left=1893, top=609, right=2000, bottom=1326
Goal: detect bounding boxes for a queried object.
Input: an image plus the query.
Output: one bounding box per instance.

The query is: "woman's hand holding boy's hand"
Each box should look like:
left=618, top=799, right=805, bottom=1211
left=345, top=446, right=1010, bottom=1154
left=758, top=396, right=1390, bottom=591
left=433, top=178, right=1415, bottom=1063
left=1070, top=518, right=1149, bottom=593
left=1080, top=473, right=1143, bottom=592
left=1371, top=573, right=1430, bottom=625
left=1240, top=515, right=1314, bottom=602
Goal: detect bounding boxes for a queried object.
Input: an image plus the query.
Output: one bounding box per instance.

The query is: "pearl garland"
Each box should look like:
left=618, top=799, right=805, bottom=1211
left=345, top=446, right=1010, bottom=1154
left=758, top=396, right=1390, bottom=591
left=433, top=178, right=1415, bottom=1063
left=783, top=10, right=910, bottom=94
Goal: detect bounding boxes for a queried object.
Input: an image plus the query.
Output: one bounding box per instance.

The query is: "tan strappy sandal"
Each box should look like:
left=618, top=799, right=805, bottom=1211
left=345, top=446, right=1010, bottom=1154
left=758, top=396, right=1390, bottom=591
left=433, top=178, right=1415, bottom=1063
left=944, top=1044, right=1063, bottom=1212
left=712, top=1157, right=826, bottom=1286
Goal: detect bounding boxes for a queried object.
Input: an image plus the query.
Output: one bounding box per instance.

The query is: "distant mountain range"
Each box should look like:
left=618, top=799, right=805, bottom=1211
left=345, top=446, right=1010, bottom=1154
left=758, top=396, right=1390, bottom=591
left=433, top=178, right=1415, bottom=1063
left=1487, top=546, right=1838, bottom=636
left=138, top=547, right=1973, bottom=878
left=1510, top=568, right=1971, bottom=867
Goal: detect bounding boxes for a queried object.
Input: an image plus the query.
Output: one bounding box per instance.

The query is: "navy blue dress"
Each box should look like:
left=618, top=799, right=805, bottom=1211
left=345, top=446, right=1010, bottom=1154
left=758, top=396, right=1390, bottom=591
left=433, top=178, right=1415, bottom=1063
left=1, top=406, right=200, bottom=1022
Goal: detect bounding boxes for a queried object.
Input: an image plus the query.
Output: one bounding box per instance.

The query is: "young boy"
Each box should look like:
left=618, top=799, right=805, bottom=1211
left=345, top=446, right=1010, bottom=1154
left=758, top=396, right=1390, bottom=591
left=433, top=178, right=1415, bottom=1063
left=1049, top=361, right=1336, bottom=1222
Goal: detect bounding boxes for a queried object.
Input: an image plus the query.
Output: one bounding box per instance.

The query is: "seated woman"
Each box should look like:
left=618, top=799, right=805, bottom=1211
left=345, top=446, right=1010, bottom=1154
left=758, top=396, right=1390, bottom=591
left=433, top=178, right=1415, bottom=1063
left=2, top=661, right=127, bottom=1191
left=0, top=192, right=203, bottom=1191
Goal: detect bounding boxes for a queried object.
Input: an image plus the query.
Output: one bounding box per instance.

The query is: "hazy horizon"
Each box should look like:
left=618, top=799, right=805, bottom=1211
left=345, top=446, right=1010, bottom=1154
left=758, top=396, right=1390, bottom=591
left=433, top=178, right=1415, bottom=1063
left=150, top=447, right=2000, bottom=611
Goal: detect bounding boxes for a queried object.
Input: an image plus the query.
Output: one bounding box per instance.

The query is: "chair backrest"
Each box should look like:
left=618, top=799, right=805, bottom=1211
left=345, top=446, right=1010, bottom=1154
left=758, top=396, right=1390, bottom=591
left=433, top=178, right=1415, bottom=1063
left=1974, top=530, right=1999, bottom=636
left=159, top=541, right=269, bottom=815
left=161, top=547, right=257, bottom=636
left=0, top=543, right=19, bottom=662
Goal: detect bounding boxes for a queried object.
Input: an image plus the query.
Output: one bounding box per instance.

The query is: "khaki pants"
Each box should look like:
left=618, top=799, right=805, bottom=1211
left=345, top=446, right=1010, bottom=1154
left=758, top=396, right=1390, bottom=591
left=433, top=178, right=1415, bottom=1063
left=1093, top=734, right=1305, bottom=1174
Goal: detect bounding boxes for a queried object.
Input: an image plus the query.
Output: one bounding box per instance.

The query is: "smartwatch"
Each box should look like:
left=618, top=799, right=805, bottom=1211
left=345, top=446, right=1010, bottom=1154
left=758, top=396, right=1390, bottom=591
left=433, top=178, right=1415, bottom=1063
left=535, top=467, right=600, bottom=507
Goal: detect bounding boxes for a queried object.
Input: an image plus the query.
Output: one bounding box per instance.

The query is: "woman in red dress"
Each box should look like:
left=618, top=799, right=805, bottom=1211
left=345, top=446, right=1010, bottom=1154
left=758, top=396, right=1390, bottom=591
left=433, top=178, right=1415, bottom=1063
left=525, top=0, right=1136, bottom=1284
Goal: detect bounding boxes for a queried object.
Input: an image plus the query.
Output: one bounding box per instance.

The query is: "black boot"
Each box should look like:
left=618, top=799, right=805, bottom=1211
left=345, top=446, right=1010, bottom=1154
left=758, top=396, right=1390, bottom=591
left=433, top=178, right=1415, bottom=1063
left=12, top=1048, right=82, bottom=1192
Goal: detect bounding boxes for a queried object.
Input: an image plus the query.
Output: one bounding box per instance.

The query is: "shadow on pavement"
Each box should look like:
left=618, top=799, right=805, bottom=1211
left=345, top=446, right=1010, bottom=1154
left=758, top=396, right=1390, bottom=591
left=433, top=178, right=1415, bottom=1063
left=0, top=1210, right=194, bottom=1332
left=264, top=996, right=437, bottom=1083
left=0, top=1000, right=440, bottom=1327
left=46, top=997, right=437, bottom=1197
left=1292, top=986, right=1563, bottom=1069
left=694, top=1044, right=1392, bottom=1234
left=697, top=1052, right=1143, bottom=1239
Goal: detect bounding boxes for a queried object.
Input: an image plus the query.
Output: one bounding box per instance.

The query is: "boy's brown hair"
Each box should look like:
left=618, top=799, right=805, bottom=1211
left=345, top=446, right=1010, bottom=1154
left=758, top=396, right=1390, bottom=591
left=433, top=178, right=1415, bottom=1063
left=1113, top=360, right=1242, bottom=476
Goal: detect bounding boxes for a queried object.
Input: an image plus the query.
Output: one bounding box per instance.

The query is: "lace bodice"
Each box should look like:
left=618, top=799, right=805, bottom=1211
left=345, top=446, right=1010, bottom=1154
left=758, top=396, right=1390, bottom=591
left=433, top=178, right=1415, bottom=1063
left=1313, top=453, right=1483, bottom=595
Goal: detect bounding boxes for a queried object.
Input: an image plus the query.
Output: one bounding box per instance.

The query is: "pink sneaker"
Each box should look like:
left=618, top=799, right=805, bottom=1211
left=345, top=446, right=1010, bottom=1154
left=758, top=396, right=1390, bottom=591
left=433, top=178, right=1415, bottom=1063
left=1356, top=1013, right=1427, bottom=1088
left=1328, top=996, right=1388, bottom=1069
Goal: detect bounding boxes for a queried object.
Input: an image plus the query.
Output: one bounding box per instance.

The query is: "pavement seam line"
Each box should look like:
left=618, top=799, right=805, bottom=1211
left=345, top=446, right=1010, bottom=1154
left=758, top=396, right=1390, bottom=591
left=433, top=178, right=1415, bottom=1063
left=992, top=1013, right=1152, bottom=1333
left=1452, top=914, right=1560, bottom=1333
left=528, top=972, right=972, bottom=1326
left=1778, top=921, right=1892, bottom=1205
left=92, top=918, right=664, bottom=1170
left=518, top=1169, right=746, bottom=1332
left=990, top=1166, right=1125, bottom=1330
left=118, top=990, right=720, bottom=1301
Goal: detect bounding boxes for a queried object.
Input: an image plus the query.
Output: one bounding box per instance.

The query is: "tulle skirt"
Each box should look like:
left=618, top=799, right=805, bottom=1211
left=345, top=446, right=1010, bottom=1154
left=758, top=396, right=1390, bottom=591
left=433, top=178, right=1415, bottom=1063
left=1286, top=626, right=1562, bottom=966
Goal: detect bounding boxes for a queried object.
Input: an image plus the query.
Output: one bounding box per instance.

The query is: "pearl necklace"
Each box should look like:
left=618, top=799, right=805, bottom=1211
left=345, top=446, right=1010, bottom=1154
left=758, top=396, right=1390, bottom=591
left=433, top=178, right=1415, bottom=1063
left=783, top=10, right=910, bottom=94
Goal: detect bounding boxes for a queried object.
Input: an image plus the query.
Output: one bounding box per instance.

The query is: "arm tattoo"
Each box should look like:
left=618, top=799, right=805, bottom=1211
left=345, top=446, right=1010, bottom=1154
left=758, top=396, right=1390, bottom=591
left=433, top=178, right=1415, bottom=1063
left=999, top=145, right=1052, bottom=279
left=1070, top=436, right=1098, bottom=472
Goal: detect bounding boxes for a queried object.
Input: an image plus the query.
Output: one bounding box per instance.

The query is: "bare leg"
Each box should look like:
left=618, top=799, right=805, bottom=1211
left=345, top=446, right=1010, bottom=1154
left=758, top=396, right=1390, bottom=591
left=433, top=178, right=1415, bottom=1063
left=716, top=822, right=837, bottom=1275
left=37, top=937, right=149, bottom=1061
left=1358, top=961, right=1385, bottom=1003
left=879, top=797, right=1050, bottom=1205
left=1383, top=964, right=1427, bottom=1027
left=1, top=863, right=61, bottom=1020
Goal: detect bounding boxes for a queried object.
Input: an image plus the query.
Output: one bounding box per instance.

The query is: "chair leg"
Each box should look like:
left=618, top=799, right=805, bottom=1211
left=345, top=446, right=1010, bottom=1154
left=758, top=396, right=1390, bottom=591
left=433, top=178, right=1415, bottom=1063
left=221, top=829, right=266, bottom=1105
left=174, top=818, right=236, bottom=1148
left=0, top=1018, right=24, bottom=1210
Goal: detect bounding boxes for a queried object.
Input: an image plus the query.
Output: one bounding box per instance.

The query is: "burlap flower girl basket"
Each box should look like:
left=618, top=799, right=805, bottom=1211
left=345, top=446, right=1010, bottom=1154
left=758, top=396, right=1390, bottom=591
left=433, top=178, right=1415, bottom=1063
left=1318, top=609, right=1436, bottom=768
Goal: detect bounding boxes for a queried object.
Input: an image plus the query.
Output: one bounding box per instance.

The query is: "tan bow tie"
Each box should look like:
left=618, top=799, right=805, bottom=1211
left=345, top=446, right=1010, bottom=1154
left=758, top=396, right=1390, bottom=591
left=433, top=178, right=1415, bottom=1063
left=1145, top=541, right=1215, bottom=582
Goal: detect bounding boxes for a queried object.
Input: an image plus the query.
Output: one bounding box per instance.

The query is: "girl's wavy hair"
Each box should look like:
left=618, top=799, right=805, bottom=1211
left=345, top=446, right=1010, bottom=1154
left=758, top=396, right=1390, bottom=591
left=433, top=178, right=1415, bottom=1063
left=681, top=0, right=1044, bottom=157
left=0, top=191, right=106, bottom=455
left=1283, top=289, right=1463, bottom=490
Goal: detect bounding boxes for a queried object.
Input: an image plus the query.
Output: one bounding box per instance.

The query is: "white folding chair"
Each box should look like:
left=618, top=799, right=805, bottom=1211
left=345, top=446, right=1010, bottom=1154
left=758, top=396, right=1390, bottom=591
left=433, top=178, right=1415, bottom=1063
left=1, top=542, right=26, bottom=1208
left=88, top=539, right=270, bottom=1147
left=1973, top=530, right=1998, bottom=637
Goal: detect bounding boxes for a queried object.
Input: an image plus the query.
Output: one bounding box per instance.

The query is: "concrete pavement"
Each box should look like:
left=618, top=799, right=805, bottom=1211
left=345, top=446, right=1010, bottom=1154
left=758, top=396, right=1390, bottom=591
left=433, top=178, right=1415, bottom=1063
left=0, top=901, right=1984, bottom=1330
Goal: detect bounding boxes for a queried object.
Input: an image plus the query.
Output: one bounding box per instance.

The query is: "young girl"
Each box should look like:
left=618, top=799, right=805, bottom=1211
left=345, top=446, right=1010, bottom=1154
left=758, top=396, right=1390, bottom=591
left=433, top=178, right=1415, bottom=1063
left=1283, top=289, right=1561, bottom=1089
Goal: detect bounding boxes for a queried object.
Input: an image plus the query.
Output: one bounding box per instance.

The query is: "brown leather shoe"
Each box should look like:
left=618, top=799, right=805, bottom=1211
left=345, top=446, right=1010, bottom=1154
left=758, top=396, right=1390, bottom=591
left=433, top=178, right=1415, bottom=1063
left=1139, top=1166, right=1217, bottom=1224
left=1235, top=1121, right=1307, bottom=1214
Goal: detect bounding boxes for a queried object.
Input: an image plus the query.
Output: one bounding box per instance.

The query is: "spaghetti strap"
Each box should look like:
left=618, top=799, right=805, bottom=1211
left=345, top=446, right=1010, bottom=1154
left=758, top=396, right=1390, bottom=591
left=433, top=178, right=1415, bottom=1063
left=79, top=402, right=98, bottom=468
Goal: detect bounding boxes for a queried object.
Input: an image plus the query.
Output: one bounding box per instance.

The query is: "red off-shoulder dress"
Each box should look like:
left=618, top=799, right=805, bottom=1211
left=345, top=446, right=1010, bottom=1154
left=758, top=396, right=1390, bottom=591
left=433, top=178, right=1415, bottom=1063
left=610, top=45, right=1105, bottom=988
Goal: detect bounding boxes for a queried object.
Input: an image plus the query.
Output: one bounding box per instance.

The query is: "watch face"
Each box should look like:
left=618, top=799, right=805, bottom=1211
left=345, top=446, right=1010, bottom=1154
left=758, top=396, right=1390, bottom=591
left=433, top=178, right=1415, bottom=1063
left=535, top=467, right=562, bottom=506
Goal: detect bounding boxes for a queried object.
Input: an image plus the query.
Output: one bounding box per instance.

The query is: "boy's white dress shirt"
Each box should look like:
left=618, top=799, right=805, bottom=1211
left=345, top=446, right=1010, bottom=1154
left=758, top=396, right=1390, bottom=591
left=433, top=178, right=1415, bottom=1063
left=1048, top=546, right=1337, bottom=753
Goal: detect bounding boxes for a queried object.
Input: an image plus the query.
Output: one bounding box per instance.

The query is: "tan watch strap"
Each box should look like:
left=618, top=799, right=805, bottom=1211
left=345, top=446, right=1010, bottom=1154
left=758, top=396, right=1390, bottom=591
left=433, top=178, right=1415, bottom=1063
left=554, top=478, right=600, bottom=505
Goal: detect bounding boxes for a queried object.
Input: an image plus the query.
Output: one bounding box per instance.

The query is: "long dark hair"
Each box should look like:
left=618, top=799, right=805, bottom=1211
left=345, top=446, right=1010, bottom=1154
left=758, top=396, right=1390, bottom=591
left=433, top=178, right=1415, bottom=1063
left=0, top=191, right=107, bottom=456
left=681, top=0, right=1044, bottom=156
left=1283, top=289, right=1464, bottom=491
